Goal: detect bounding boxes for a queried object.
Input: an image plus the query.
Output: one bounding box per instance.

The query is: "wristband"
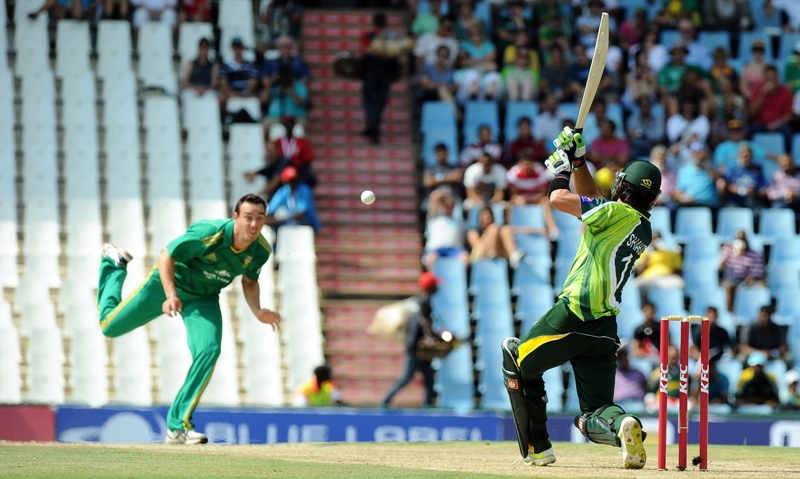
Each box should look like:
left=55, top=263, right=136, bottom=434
left=548, top=174, right=572, bottom=197
left=167, top=293, right=179, bottom=299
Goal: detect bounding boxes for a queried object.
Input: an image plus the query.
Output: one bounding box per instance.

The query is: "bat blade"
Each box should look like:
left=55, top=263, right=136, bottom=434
left=575, top=12, right=610, bottom=129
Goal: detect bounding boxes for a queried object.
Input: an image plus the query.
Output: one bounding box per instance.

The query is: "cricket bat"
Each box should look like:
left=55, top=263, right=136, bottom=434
left=575, top=12, right=610, bottom=130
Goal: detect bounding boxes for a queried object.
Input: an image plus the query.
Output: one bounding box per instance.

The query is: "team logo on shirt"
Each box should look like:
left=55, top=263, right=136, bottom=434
left=243, top=256, right=253, bottom=268
left=204, top=253, right=217, bottom=262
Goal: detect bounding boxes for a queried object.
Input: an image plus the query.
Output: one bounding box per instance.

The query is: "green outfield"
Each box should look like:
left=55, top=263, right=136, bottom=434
left=1, top=441, right=798, bottom=479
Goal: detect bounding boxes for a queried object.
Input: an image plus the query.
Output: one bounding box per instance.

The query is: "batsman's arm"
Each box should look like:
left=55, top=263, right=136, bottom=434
left=548, top=173, right=582, bottom=219
left=571, top=162, right=603, bottom=199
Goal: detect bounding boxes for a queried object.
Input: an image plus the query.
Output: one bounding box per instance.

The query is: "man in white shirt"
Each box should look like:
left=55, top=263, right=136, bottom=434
left=463, top=152, right=508, bottom=211
left=423, top=189, right=468, bottom=270
left=413, top=16, right=460, bottom=69
left=666, top=100, right=710, bottom=146
left=534, top=95, right=567, bottom=154
left=132, top=0, right=177, bottom=29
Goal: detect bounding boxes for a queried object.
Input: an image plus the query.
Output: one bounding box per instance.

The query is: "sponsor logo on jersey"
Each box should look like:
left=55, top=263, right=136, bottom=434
left=507, top=378, right=518, bottom=390
left=243, top=256, right=253, bottom=268
left=217, top=270, right=231, bottom=279
left=204, top=253, right=217, bottom=262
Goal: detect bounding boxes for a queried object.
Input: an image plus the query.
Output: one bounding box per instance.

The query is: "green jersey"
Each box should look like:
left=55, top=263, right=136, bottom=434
left=165, top=219, right=271, bottom=297
left=559, top=196, right=652, bottom=320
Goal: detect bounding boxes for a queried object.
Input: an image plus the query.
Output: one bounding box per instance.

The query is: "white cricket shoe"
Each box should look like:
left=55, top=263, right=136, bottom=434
left=619, top=417, right=646, bottom=469
left=165, top=429, right=208, bottom=445
left=523, top=447, right=556, bottom=466
left=102, top=243, right=133, bottom=267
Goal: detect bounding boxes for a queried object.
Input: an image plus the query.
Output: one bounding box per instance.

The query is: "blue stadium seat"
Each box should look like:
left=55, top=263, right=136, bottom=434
left=779, top=33, right=800, bottom=62
left=564, top=369, right=581, bottom=412
left=555, top=234, right=581, bottom=267
left=557, top=102, right=578, bottom=121
left=607, top=103, right=625, bottom=138
left=698, top=31, right=731, bottom=54
left=660, top=30, right=680, bottom=49
left=474, top=303, right=514, bottom=345
left=769, top=237, right=800, bottom=269
left=752, top=132, right=786, bottom=157
left=478, top=368, right=510, bottom=410
left=420, top=101, right=456, bottom=133
left=761, top=159, right=781, bottom=187
left=793, top=133, right=800, bottom=161
left=790, top=325, right=800, bottom=363
left=475, top=334, right=506, bottom=374
left=432, top=258, right=470, bottom=337
left=474, top=0, right=492, bottom=35
left=554, top=262, right=572, bottom=291
left=542, top=366, right=565, bottom=412
left=728, top=57, right=746, bottom=74
left=553, top=208, right=581, bottom=239
left=750, top=0, right=782, bottom=34
left=758, top=209, right=796, bottom=243
left=732, top=284, right=771, bottom=325
left=435, top=346, right=475, bottom=410
left=774, top=287, right=800, bottom=326
left=738, top=31, right=774, bottom=60
left=716, top=358, right=742, bottom=396
left=767, top=264, right=800, bottom=295
left=683, top=236, right=723, bottom=262
left=469, top=259, right=509, bottom=295
left=512, top=257, right=550, bottom=293
left=514, top=234, right=551, bottom=262
left=505, top=101, right=538, bottom=142
left=463, top=101, right=500, bottom=144
left=716, top=207, right=755, bottom=241
left=421, top=128, right=458, bottom=167
left=688, top=285, right=726, bottom=315
left=675, top=207, right=714, bottom=242
left=647, top=286, right=686, bottom=320
left=618, top=282, right=643, bottom=340
left=510, top=205, right=545, bottom=228
left=516, top=284, right=554, bottom=333
left=649, top=206, right=675, bottom=244
left=682, top=260, right=720, bottom=292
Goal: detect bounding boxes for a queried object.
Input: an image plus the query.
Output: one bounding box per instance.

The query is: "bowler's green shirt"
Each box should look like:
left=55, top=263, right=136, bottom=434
left=165, top=219, right=271, bottom=296
left=559, top=197, right=652, bottom=320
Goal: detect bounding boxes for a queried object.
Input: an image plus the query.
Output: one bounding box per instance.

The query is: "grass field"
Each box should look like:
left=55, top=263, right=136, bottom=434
left=2, top=441, right=799, bottom=479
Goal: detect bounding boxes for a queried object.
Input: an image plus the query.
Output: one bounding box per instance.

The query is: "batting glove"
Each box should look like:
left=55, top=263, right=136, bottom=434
left=553, top=127, right=587, bottom=167
left=545, top=150, right=573, bottom=176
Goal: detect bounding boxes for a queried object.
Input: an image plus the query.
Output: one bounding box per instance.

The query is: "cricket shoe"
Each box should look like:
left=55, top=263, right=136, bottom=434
left=523, top=447, right=556, bottom=466
left=165, top=429, right=208, bottom=445
left=618, top=417, right=646, bottom=469
left=102, top=243, right=133, bottom=267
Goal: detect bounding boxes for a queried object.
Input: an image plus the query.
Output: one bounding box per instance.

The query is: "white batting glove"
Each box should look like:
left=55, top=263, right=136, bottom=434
left=553, top=126, right=587, bottom=159
left=545, top=150, right=572, bottom=176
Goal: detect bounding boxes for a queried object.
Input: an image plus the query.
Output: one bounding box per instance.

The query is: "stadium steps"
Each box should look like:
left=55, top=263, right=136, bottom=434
left=303, top=7, right=425, bottom=406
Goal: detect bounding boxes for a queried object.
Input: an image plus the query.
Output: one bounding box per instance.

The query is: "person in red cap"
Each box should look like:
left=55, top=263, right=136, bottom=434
left=380, top=271, right=442, bottom=408
left=265, top=165, right=320, bottom=232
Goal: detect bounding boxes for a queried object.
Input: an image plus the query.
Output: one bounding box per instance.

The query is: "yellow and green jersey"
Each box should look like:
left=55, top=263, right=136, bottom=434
left=165, top=219, right=271, bottom=296
left=559, top=196, right=651, bottom=321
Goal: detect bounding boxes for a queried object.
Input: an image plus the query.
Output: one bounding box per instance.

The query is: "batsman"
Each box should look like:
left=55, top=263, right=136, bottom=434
left=502, top=128, right=661, bottom=469
left=97, top=194, right=281, bottom=445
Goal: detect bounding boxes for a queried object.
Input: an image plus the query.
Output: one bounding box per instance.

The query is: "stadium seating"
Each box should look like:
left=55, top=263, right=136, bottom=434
left=758, top=209, right=797, bottom=243
left=752, top=132, right=786, bottom=157
left=69, top=329, right=109, bottom=407
left=469, top=258, right=508, bottom=294
left=716, top=207, right=755, bottom=241
left=178, top=22, right=215, bottom=62
left=420, top=101, right=457, bottom=133
left=463, top=101, right=500, bottom=143
left=516, top=284, right=554, bottom=333
left=113, top=328, right=154, bottom=405
left=434, top=346, right=475, bottom=411
left=228, top=124, right=266, bottom=205
left=0, top=321, right=22, bottom=403
left=510, top=205, right=545, bottom=228
left=733, top=284, right=772, bottom=325
left=738, top=31, right=775, bottom=60
left=675, top=207, right=713, bottom=242
left=512, top=258, right=551, bottom=293
left=138, top=22, right=178, bottom=91
left=55, top=20, right=91, bottom=79
left=698, top=31, right=731, bottom=54
left=421, top=128, right=458, bottom=167
left=26, top=327, right=65, bottom=403
left=504, top=101, right=538, bottom=141
left=13, top=16, right=49, bottom=78
left=97, top=21, right=133, bottom=80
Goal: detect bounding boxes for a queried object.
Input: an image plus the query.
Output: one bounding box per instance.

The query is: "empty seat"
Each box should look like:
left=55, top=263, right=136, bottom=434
left=13, top=17, right=49, bottom=77
left=153, top=314, right=193, bottom=404
left=188, top=169, right=226, bottom=204
left=463, top=101, right=500, bottom=143
left=218, top=0, right=254, bottom=30
left=101, top=69, right=137, bottom=101
left=504, top=101, right=538, bottom=142
left=751, top=132, right=786, bottom=157
left=768, top=237, right=800, bottom=269
left=675, top=207, right=713, bottom=242
left=65, top=199, right=103, bottom=257
left=148, top=199, right=188, bottom=253
left=733, top=284, right=772, bottom=325
left=649, top=206, right=673, bottom=237
left=476, top=339, right=509, bottom=410
left=55, top=20, right=91, bottom=79
left=421, top=128, right=458, bottom=167
left=647, top=286, right=686, bottom=320
left=97, top=20, right=133, bottom=80
left=768, top=264, right=800, bottom=295
left=758, top=208, right=796, bottom=243
left=226, top=97, right=262, bottom=122
left=698, top=31, right=731, bottom=53
left=682, top=260, right=719, bottom=292
left=718, top=207, right=756, bottom=241
left=510, top=205, right=545, bottom=228
left=469, top=258, right=509, bottom=293
left=516, top=284, right=554, bottom=333
left=434, top=346, right=475, bottom=410
left=26, top=327, right=65, bottom=403
left=228, top=124, right=266, bottom=204
left=183, top=94, right=221, bottom=133
left=69, top=329, right=108, bottom=406
left=275, top=225, right=315, bottom=262
left=107, top=198, right=147, bottom=258
left=512, top=258, right=550, bottom=293
left=241, top=327, right=283, bottom=406
left=201, top=300, right=240, bottom=406
left=112, top=328, right=153, bottom=405
left=178, top=22, right=214, bottom=62
left=0, top=324, right=22, bottom=403
left=190, top=199, right=228, bottom=224
left=420, top=101, right=456, bottom=133
left=137, top=22, right=177, bottom=91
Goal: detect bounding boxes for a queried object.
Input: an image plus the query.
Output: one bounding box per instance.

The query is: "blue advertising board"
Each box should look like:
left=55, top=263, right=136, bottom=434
left=56, top=406, right=506, bottom=444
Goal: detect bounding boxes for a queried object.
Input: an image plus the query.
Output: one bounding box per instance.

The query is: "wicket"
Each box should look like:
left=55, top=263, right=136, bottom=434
left=657, top=315, right=710, bottom=471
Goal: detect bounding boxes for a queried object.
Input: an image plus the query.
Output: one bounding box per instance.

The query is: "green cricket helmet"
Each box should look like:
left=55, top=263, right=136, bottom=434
left=610, top=160, right=662, bottom=204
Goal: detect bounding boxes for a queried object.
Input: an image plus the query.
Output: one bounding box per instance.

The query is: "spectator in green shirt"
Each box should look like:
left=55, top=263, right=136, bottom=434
left=784, top=40, right=800, bottom=94
left=658, top=43, right=692, bottom=96
left=410, top=0, right=441, bottom=37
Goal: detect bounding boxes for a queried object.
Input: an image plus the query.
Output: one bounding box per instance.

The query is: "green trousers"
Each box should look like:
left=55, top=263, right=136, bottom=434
left=517, top=298, right=635, bottom=452
left=97, top=257, right=222, bottom=431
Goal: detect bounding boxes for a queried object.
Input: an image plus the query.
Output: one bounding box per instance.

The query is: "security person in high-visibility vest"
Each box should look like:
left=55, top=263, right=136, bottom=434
left=293, top=365, right=345, bottom=407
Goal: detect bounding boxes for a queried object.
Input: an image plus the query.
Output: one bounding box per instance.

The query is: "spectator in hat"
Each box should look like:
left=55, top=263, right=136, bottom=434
left=704, top=0, right=752, bottom=32
left=740, top=39, right=769, bottom=100
left=739, top=306, right=789, bottom=364
left=766, top=154, right=800, bottom=212
left=783, top=370, right=800, bottom=410
left=748, top=65, right=794, bottom=151
left=266, top=166, right=320, bottom=233
left=673, top=142, right=721, bottom=209
left=785, top=40, right=800, bottom=94
left=293, top=365, right=345, bottom=407
left=181, top=37, right=218, bottom=104
left=718, top=231, right=765, bottom=312
left=735, top=351, right=780, bottom=408
left=657, top=42, right=698, bottom=97
left=722, top=144, right=767, bottom=208
left=459, top=125, right=503, bottom=167
left=131, top=0, right=177, bottom=30
left=614, top=346, right=648, bottom=404
left=380, top=272, right=442, bottom=408
left=219, top=37, right=260, bottom=116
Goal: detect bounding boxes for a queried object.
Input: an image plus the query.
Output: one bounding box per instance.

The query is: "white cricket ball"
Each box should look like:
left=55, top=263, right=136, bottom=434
left=361, top=190, right=376, bottom=205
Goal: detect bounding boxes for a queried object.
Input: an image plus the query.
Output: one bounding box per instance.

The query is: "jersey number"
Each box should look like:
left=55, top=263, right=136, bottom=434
left=616, top=254, right=634, bottom=297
